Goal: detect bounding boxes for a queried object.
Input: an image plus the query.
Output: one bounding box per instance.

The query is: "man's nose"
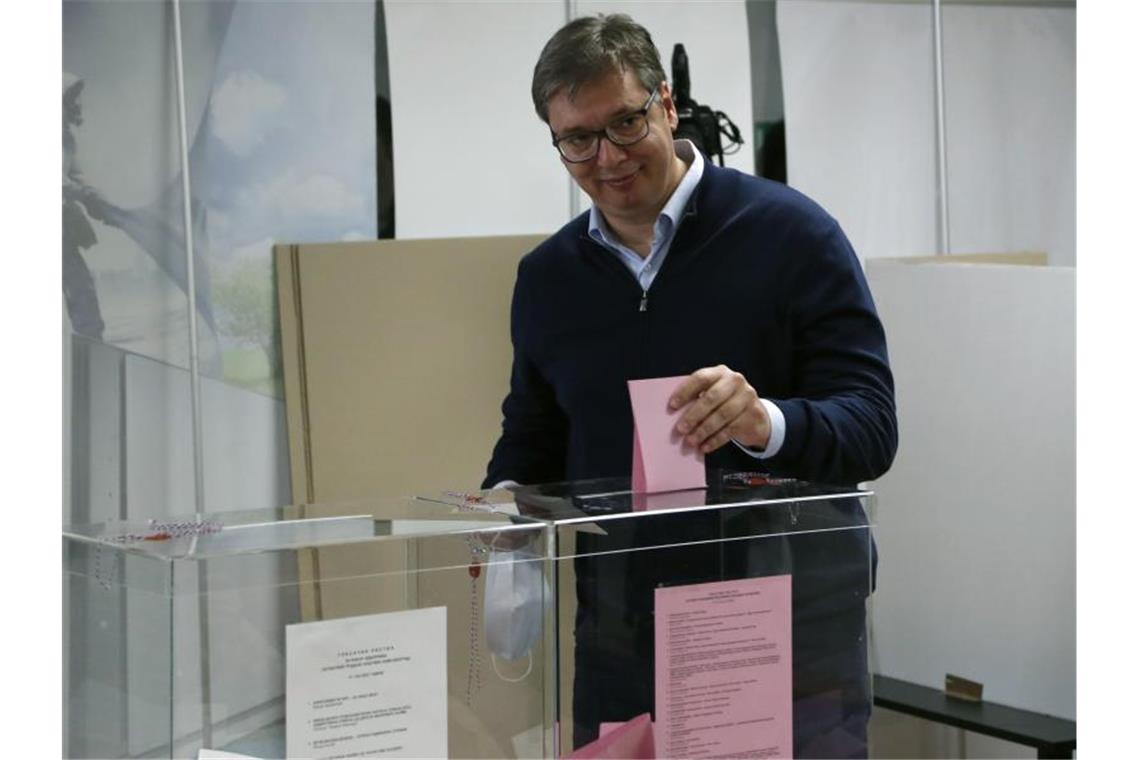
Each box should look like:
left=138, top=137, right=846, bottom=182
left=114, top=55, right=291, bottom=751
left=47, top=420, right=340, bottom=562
left=596, top=136, right=628, bottom=167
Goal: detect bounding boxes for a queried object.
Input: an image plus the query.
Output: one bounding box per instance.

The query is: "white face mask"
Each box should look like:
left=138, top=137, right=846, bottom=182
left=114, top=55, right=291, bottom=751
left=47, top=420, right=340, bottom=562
left=483, top=548, right=548, bottom=663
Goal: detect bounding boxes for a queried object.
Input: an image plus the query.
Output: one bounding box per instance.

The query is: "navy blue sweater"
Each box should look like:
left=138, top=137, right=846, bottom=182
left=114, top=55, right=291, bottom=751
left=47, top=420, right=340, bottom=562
left=484, top=163, right=897, bottom=488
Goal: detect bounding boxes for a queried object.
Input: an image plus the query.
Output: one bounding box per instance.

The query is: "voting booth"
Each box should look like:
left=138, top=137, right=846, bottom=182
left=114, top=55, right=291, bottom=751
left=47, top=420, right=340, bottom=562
left=64, top=477, right=875, bottom=759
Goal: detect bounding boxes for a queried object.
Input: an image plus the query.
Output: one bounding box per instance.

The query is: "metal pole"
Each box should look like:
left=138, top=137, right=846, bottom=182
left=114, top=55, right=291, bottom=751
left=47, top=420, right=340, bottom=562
left=171, top=0, right=213, bottom=749
left=932, top=0, right=951, bottom=255
left=172, top=0, right=205, bottom=514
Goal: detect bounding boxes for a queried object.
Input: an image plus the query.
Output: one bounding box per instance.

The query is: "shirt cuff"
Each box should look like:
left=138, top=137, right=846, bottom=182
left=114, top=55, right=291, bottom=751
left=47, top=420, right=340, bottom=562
left=732, top=398, right=786, bottom=460
left=491, top=480, right=521, bottom=490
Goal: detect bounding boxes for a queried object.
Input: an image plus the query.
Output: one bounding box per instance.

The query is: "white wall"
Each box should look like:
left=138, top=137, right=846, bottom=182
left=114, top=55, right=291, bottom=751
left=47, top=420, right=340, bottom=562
left=943, top=4, right=1076, bottom=266
left=779, top=0, right=938, bottom=259
left=386, top=0, right=755, bottom=238
left=385, top=1, right=569, bottom=238
left=778, top=1, right=1075, bottom=265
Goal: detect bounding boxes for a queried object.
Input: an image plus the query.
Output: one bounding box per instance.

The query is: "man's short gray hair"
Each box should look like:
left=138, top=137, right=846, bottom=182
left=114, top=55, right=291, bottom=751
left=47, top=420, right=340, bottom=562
left=531, top=13, right=666, bottom=124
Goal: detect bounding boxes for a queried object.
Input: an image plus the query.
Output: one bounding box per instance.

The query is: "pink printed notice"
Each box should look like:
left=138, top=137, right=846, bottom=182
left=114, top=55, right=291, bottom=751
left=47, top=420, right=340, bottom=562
left=628, top=376, right=706, bottom=493
left=654, top=575, right=793, bottom=758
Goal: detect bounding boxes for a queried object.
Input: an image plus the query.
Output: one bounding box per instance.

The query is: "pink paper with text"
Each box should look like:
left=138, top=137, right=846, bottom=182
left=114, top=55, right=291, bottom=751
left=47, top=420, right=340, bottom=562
left=655, top=575, right=793, bottom=758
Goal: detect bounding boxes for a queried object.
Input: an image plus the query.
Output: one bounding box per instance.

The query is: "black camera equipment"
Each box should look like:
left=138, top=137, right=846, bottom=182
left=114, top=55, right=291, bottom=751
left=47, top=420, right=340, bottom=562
left=670, top=43, right=744, bottom=166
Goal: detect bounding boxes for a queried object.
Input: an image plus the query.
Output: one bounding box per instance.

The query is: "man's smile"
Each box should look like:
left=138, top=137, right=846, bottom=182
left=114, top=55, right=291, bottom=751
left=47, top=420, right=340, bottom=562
left=601, top=169, right=639, bottom=188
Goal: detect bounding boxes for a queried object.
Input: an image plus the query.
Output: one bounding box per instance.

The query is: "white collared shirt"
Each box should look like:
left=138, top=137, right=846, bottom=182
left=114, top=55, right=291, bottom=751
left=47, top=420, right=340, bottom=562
left=587, top=139, right=705, bottom=292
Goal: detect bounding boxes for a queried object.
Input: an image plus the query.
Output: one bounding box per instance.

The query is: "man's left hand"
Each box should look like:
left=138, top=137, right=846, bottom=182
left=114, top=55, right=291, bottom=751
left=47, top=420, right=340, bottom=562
left=669, top=365, right=771, bottom=454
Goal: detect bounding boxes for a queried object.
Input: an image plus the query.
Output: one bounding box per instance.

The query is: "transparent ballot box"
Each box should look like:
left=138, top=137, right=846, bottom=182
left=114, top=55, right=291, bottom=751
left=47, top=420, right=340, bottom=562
left=63, top=498, right=556, bottom=760
left=65, top=477, right=874, bottom=759
left=426, top=476, right=876, bottom=759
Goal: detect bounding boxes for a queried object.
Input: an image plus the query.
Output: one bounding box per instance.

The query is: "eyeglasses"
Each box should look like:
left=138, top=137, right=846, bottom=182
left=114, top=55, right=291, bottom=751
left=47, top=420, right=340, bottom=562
left=551, top=89, right=661, bottom=163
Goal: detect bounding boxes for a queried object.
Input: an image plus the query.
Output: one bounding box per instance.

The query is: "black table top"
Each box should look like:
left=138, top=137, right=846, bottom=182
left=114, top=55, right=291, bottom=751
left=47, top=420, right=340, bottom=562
left=873, top=675, right=1076, bottom=750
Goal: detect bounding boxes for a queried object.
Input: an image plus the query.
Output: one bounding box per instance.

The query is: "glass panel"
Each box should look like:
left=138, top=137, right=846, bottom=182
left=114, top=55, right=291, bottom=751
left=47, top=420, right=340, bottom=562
left=178, top=0, right=379, bottom=396
left=65, top=497, right=553, bottom=759
left=426, top=475, right=866, bottom=525
left=65, top=542, right=174, bottom=758
left=427, top=478, right=874, bottom=758
left=66, top=483, right=872, bottom=758
left=67, top=335, right=127, bottom=526
left=547, top=486, right=874, bottom=758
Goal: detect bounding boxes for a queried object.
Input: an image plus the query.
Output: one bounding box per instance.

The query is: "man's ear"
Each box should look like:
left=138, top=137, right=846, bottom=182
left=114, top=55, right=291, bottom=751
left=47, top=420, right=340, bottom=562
left=659, top=82, right=680, bottom=131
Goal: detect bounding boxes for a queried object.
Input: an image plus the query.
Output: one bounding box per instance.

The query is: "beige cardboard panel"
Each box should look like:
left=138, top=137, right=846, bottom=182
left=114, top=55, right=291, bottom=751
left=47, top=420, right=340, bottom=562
left=275, top=245, right=312, bottom=504
left=276, top=235, right=544, bottom=503
left=275, top=236, right=553, bottom=755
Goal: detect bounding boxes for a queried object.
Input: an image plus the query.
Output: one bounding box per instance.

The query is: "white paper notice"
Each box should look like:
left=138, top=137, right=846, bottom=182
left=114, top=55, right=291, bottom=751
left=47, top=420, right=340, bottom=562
left=286, top=607, right=447, bottom=759
left=655, top=576, right=793, bottom=758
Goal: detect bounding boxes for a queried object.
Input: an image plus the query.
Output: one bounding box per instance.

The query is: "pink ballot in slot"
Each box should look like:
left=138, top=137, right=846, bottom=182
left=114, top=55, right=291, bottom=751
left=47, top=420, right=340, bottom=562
left=567, top=712, right=656, bottom=759
left=631, top=489, right=707, bottom=513
left=628, top=376, right=706, bottom=493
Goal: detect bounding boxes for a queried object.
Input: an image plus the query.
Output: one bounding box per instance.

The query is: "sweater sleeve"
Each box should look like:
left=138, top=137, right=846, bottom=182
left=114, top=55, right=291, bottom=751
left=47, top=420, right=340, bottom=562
left=482, top=259, right=569, bottom=489
left=762, top=221, right=898, bottom=485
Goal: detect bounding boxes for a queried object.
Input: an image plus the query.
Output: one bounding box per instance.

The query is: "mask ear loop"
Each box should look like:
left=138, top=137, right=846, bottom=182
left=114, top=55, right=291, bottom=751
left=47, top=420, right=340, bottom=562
left=491, top=650, right=534, bottom=683
left=484, top=531, right=539, bottom=683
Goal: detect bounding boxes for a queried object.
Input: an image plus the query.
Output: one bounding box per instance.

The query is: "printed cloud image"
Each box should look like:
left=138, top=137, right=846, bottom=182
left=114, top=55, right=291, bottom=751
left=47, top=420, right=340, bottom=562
left=63, top=0, right=378, bottom=395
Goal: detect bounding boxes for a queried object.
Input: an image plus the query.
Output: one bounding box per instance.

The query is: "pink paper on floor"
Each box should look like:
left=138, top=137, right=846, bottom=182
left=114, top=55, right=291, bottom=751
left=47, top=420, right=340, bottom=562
left=567, top=712, right=655, bottom=759
left=655, top=575, right=794, bottom=758
left=628, top=376, right=706, bottom=494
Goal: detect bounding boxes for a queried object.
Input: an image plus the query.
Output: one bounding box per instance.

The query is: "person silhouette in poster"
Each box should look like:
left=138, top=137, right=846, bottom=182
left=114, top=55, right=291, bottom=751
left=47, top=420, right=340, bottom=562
left=63, top=74, right=106, bottom=340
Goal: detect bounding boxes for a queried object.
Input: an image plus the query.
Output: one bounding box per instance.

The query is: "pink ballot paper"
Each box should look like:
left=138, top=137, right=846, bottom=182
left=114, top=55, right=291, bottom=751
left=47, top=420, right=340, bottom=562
left=628, top=376, right=706, bottom=493
left=655, top=575, right=793, bottom=758
left=567, top=712, right=655, bottom=759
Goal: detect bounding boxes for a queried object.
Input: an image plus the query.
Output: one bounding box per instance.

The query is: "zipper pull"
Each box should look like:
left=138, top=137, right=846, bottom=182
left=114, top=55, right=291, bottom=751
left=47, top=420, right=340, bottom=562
left=639, top=290, right=648, bottom=312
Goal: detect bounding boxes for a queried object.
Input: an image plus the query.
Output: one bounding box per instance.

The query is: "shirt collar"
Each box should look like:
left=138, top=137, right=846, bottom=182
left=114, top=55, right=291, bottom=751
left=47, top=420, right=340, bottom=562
left=588, top=139, right=706, bottom=244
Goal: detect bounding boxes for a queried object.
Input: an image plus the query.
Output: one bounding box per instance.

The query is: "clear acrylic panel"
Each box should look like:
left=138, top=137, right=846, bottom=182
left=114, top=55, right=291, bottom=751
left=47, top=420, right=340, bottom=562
left=64, top=497, right=554, bottom=759
left=428, top=476, right=876, bottom=758
left=67, top=479, right=873, bottom=759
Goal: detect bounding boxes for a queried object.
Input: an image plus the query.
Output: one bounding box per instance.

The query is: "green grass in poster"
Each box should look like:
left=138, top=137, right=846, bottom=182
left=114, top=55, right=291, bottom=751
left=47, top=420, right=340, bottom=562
left=222, top=348, right=283, bottom=398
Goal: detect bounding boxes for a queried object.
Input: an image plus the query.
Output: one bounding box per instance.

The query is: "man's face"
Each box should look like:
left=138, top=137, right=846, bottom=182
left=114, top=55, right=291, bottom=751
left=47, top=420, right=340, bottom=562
left=546, top=68, right=682, bottom=227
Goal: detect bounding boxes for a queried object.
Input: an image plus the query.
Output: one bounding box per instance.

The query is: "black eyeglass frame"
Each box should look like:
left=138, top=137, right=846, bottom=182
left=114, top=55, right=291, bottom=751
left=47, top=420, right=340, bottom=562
left=550, top=88, right=662, bottom=163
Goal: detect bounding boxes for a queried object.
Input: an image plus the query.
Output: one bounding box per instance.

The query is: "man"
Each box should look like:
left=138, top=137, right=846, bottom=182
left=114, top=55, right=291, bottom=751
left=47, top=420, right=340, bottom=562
left=483, top=13, right=896, bottom=755
left=485, top=14, right=895, bottom=489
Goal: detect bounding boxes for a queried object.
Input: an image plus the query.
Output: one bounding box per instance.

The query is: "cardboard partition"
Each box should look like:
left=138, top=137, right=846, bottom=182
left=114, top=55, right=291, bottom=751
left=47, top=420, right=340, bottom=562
left=275, top=235, right=544, bottom=503
left=274, top=235, right=549, bottom=758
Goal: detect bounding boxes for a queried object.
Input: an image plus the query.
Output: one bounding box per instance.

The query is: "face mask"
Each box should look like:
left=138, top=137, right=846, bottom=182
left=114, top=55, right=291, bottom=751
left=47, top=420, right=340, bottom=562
left=483, top=547, right=548, bottom=664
